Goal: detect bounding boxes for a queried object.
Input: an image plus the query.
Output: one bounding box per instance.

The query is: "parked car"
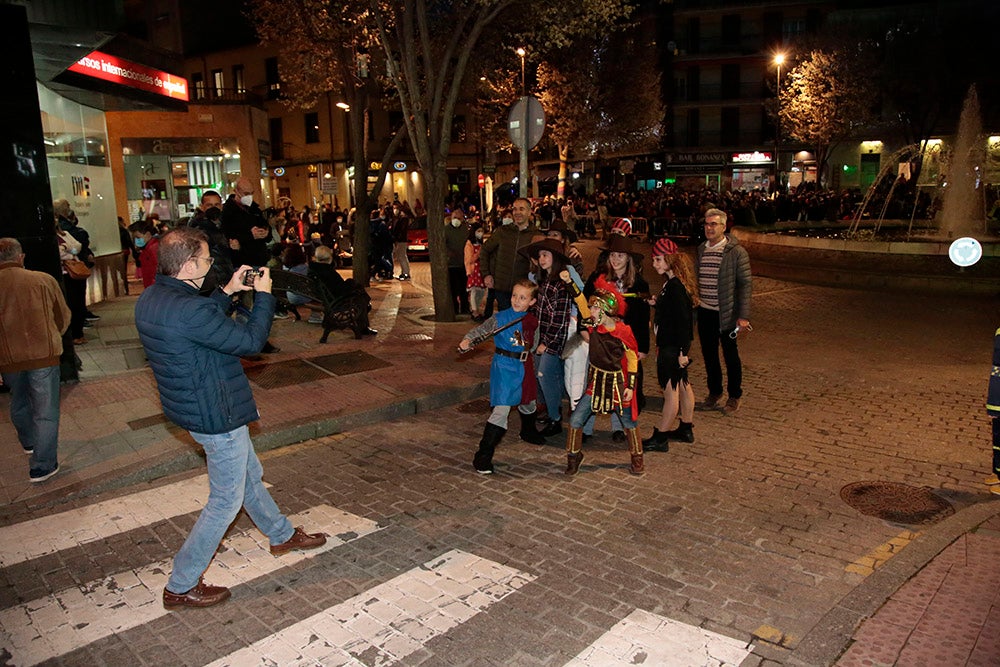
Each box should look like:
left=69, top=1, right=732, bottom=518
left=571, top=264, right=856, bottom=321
left=407, top=215, right=429, bottom=259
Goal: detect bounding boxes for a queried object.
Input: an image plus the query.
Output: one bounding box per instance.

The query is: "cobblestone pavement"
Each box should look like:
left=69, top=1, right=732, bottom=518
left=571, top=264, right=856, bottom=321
left=0, top=239, right=998, bottom=666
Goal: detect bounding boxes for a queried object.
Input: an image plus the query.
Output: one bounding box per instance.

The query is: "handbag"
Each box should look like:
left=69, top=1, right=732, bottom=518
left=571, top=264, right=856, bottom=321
left=63, top=258, right=92, bottom=280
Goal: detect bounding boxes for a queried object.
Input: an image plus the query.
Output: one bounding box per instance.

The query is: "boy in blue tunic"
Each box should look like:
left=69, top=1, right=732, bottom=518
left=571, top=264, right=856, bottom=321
left=459, top=279, right=544, bottom=473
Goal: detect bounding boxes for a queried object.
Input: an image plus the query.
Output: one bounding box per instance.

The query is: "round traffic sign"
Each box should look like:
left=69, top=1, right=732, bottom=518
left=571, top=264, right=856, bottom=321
left=948, top=237, right=983, bottom=267
left=508, top=96, right=545, bottom=150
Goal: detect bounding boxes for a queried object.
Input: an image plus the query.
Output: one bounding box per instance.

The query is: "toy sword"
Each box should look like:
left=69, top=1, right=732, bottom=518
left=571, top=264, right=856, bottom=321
left=458, top=316, right=525, bottom=353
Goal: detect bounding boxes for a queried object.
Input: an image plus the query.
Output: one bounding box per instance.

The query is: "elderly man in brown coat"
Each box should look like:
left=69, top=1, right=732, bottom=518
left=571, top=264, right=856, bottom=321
left=0, top=237, right=71, bottom=482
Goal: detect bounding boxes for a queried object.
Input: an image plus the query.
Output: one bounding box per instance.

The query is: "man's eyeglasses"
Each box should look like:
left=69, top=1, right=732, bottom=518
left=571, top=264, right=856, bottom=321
left=190, top=255, right=215, bottom=266
left=704, top=221, right=725, bottom=227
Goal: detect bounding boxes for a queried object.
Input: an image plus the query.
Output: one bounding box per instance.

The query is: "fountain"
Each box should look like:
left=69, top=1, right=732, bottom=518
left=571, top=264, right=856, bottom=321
left=734, top=85, right=998, bottom=293
left=937, top=85, right=987, bottom=240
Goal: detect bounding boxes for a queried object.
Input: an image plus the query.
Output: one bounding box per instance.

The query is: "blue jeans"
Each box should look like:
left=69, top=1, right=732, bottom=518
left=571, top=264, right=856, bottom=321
left=2, top=366, right=60, bottom=474
left=536, top=352, right=565, bottom=422
left=167, top=425, right=294, bottom=593
left=569, top=393, right=637, bottom=430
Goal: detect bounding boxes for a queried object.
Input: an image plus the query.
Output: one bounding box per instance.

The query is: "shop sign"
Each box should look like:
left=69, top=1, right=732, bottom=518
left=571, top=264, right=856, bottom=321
left=273, top=167, right=285, bottom=177
left=731, top=151, right=773, bottom=163
left=68, top=50, right=189, bottom=101
left=393, top=161, right=407, bottom=171
left=664, top=152, right=728, bottom=165
left=121, top=137, right=236, bottom=156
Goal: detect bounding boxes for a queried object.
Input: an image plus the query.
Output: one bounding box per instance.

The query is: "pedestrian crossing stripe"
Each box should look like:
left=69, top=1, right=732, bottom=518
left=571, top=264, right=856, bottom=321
left=204, top=549, right=536, bottom=667
left=0, top=475, right=247, bottom=568
left=0, top=504, right=380, bottom=667
left=565, top=608, right=753, bottom=666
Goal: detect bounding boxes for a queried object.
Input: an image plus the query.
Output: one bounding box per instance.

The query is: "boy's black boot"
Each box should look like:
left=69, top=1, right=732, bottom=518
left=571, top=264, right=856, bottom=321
left=473, top=423, right=506, bottom=474
left=519, top=411, right=546, bottom=445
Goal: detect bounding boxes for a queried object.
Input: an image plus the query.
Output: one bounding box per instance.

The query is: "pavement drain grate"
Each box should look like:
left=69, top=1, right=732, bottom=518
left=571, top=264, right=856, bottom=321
left=840, top=481, right=955, bottom=525
left=310, top=350, right=392, bottom=376
left=245, top=359, right=332, bottom=389
left=399, top=333, right=434, bottom=341
left=456, top=397, right=492, bottom=414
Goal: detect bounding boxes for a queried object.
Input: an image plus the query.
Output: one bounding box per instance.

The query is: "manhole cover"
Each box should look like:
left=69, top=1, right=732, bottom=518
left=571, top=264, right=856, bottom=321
left=840, top=481, right=955, bottom=525
left=456, top=397, right=492, bottom=414
left=246, top=359, right=331, bottom=389
left=310, top=350, right=392, bottom=375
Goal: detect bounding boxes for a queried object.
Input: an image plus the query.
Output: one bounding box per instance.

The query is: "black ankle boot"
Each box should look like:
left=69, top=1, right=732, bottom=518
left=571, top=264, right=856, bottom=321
left=519, top=412, right=546, bottom=445
left=642, top=428, right=670, bottom=452
left=474, top=423, right=507, bottom=474
left=666, top=421, right=694, bottom=443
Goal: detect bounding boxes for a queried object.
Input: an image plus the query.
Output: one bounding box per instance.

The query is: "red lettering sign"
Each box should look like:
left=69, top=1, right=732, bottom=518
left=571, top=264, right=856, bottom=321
left=68, top=51, right=189, bottom=101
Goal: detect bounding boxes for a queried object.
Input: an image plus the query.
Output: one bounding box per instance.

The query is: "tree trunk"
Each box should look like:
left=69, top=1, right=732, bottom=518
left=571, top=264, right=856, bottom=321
left=423, top=169, right=456, bottom=322
left=557, top=144, right=569, bottom=200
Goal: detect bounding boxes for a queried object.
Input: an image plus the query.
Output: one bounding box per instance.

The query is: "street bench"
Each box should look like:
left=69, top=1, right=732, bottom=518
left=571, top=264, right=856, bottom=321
left=269, top=268, right=370, bottom=342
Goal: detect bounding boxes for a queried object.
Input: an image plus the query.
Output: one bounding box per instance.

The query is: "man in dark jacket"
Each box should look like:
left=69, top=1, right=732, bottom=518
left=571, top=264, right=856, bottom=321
left=479, top=197, right=537, bottom=311
left=220, top=177, right=270, bottom=267
left=187, top=189, right=234, bottom=294
left=135, top=227, right=327, bottom=610
left=695, top=208, right=752, bottom=415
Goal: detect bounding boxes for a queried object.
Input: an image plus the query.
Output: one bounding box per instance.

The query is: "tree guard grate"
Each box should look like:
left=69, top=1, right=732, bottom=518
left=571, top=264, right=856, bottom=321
left=310, top=350, right=392, bottom=376
left=245, top=359, right=331, bottom=389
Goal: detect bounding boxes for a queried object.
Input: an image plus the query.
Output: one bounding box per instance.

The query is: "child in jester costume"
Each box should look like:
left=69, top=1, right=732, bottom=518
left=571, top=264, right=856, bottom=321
left=559, top=271, right=643, bottom=476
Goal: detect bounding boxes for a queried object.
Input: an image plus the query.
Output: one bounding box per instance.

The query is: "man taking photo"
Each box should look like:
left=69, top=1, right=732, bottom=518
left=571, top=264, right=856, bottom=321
left=135, top=227, right=327, bottom=609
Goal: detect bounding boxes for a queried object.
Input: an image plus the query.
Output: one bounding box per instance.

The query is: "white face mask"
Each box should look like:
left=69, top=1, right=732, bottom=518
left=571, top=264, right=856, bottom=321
left=501, top=217, right=513, bottom=225
left=240, top=194, right=253, bottom=206
left=451, top=218, right=462, bottom=227
left=475, top=231, right=484, bottom=240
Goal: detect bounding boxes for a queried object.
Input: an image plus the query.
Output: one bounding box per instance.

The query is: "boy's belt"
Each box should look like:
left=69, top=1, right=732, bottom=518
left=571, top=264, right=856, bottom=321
left=495, top=348, right=529, bottom=362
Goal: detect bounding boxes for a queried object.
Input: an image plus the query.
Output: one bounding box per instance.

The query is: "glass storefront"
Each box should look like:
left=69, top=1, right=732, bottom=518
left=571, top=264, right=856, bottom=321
left=120, top=137, right=242, bottom=222
left=38, top=82, right=118, bottom=260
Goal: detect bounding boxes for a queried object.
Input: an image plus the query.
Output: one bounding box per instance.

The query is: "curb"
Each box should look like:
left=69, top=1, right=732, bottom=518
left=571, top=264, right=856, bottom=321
left=786, top=496, right=1000, bottom=666
left=14, top=380, right=489, bottom=513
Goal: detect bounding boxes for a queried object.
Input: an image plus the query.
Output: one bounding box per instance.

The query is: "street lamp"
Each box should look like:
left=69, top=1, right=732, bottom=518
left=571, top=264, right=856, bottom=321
left=515, top=47, right=528, bottom=196
left=516, top=47, right=526, bottom=96
left=773, top=53, right=785, bottom=191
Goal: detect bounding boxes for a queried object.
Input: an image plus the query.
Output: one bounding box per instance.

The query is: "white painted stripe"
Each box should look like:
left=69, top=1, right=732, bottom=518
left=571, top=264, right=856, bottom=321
left=0, top=475, right=248, bottom=567
left=0, top=505, right=380, bottom=667
left=206, top=549, right=536, bottom=667
left=564, top=609, right=753, bottom=667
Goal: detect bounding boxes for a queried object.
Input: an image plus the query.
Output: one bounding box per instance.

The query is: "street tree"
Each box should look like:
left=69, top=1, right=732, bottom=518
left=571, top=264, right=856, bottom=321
left=250, top=0, right=630, bottom=319
left=778, top=47, right=876, bottom=186
left=249, top=0, right=407, bottom=287
left=536, top=27, right=662, bottom=200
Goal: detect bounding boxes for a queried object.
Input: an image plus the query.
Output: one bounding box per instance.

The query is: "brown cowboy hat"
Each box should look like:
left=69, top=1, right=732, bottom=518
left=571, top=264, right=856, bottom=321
left=546, top=219, right=578, bottom=243
left=519, top=237, right=571, bottom=265
left=602, top=234, right=644, bottom=261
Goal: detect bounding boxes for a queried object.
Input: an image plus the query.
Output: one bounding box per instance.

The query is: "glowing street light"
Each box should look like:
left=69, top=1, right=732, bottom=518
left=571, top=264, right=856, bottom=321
left=773, top=53, right=786, bottom=191
left=516, top=47, right=526, bottom=96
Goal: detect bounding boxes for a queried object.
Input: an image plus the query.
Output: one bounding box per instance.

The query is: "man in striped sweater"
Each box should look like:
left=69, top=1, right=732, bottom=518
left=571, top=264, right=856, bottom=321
left=695, top=208, right=752, bottom=415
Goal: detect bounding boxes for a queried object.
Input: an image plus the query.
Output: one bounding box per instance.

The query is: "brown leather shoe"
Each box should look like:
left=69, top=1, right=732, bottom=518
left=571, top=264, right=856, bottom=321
left=163, top=580, right=231, bottom=609
left=698, top=393, right=723, bottom=410
left=270, top=526, right=328, bottom=556
left=722, top=397, right=741, bottom=415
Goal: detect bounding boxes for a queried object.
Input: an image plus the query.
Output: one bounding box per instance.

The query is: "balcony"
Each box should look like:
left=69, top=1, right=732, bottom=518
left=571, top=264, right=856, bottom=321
left=672, top=82, right=770, bottom=105
left=670, top=130, right=770, bottom=150
left=191, top=87, right=264, bottom=107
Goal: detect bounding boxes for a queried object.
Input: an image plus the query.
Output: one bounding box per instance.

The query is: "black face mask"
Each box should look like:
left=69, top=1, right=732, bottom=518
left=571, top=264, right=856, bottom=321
left=206, top=206, right=222, bottom=222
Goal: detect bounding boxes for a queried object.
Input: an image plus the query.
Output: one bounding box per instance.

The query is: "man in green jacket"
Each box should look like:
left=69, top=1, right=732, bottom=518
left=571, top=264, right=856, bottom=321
left=480, top=197, right=538, bottom=311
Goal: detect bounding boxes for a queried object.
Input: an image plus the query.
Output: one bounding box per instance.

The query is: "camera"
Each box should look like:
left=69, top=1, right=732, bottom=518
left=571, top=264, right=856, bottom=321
left=242, top=268, right=263, bottom=286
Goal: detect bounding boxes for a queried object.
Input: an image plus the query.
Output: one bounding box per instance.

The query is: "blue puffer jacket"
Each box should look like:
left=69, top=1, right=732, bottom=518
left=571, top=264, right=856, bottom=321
left=135, top=275, right=275, bottom=434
